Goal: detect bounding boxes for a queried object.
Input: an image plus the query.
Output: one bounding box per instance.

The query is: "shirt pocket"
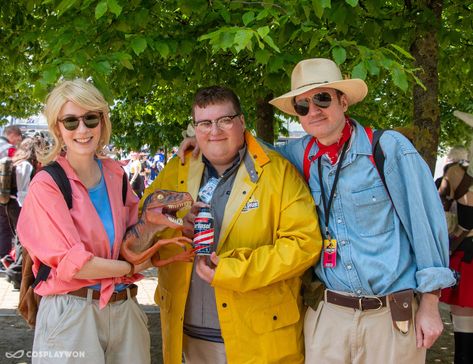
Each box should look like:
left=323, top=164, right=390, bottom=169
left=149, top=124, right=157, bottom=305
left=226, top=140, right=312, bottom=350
left=351, top=184, right=394, bottom=237
left=244, top=284, right=300, bottom=334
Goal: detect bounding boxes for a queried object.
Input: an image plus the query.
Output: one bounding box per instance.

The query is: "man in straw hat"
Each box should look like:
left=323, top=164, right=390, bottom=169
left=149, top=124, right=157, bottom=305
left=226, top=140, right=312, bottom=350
left=268, top=58, right=456, bottom=363
left=439, top=110, right=473, bottom=364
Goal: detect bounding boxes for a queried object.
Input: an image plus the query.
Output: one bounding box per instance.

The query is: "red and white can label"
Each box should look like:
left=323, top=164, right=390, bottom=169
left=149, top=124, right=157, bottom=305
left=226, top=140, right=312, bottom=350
left=193, top=217, right=214, bottom=255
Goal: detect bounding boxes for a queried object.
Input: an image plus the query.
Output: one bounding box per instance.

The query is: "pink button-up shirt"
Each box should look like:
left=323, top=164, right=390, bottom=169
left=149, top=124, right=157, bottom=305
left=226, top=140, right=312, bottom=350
left=17, top=156, right=140, bottom=308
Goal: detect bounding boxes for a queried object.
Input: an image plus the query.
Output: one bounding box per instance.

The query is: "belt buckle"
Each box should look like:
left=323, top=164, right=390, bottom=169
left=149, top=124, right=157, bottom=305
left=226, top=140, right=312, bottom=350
left=358, top=296, right=383, bottom=311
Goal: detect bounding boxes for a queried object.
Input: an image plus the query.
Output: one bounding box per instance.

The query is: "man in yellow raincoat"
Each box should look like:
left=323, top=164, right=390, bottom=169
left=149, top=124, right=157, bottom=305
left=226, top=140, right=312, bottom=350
left=141, top=86, right=322, bottom=363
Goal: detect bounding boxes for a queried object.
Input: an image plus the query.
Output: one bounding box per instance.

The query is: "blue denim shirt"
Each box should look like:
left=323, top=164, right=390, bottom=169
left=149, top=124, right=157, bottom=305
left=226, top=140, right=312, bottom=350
left=279, top=121, right=456, bottom=295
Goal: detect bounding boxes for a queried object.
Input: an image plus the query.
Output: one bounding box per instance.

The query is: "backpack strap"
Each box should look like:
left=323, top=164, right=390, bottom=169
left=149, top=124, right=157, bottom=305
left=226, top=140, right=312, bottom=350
left=31, top=161, right=73, bottom=287
left=31, top=263, right=51, bottom=288
left=454, top=169, right=472, bottom=200
left=42, top=161, right=72, bottom=209
left=372, top=129, right=389, bottom=196
left=122, top=170, right=128, bottom=205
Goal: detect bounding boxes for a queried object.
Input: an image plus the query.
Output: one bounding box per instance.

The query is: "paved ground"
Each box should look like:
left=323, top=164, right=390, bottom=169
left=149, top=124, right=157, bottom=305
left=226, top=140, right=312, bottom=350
left=0, top=268, right=455, bottom=363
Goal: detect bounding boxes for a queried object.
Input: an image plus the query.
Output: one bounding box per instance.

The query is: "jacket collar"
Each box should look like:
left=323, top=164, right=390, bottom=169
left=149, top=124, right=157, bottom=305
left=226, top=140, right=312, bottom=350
left=55, top=155, right=124, bottom=182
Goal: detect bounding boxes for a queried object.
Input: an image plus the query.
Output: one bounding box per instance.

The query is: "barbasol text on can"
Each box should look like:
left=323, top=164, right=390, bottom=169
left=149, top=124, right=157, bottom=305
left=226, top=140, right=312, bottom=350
left=193, top=207, right=214, bottom=255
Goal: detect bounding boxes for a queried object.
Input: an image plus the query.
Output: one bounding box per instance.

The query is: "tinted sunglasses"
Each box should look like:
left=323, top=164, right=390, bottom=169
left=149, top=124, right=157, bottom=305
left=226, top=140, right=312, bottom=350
left=292, top=92, right=333, bottom=116
left=58, top=112, right=102, bottom=131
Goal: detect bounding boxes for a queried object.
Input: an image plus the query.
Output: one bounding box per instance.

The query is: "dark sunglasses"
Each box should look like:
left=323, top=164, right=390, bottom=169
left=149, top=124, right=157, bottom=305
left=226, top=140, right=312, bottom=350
left=292, top=92, right=333, bottom=116
left=58, top=112, right=102, bottom=131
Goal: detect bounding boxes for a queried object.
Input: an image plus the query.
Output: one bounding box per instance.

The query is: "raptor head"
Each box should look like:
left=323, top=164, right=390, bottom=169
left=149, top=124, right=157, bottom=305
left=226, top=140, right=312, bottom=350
left=141, top=190, right=193, bottom=230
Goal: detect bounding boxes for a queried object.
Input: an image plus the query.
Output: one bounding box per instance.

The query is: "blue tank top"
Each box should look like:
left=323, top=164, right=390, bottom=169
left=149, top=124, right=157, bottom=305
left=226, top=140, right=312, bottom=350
left=88, top=159, right=126, bottom=292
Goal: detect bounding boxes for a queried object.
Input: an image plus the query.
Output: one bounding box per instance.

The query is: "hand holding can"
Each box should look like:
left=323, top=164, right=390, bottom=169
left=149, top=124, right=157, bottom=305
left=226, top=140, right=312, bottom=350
left=193, top=207, right=214, bottom=255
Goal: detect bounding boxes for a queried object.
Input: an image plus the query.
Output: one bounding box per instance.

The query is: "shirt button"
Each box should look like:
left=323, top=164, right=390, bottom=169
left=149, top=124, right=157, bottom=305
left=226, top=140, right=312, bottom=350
left=222, top=303, right=227, bottom=308
left=356, top=289, right=362, bottom=295
left=340, top=240, right=346, bottom=246
left=347, top=264, right=352, bottom=270
left=372, top=197, right=377, bottom=202
left=337, top=218, right=342, bottom=223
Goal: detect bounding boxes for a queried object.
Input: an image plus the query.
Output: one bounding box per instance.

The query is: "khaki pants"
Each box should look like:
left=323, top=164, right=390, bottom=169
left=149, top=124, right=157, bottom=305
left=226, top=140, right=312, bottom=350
left=33, top=289, right=150, bottom=364
left=304, top=296, right=426, bottom=364
left=183, top=334, right=227, bottom=364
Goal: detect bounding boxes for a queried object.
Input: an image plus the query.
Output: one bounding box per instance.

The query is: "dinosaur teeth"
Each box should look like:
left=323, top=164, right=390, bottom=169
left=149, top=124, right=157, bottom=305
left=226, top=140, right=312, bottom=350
left=167, top=201, right=193, bottom=211
left=167, top=215, right=183, bottom=225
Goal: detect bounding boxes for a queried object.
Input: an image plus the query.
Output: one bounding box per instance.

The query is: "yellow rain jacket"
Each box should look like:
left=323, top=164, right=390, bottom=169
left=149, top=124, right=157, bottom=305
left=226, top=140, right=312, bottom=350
left=142, top=132, right=322, bottom=363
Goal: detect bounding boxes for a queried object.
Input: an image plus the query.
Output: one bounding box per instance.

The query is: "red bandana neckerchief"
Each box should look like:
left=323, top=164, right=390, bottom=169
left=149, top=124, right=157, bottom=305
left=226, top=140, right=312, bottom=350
left=312, top=118, right=353, bottom=165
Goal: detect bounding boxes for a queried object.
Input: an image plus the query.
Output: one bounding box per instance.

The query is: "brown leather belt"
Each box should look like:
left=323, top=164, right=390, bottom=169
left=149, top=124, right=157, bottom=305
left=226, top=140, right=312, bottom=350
left=326, top=290, right=387, bottom=311
left=68, top=284, right=138, bottom=303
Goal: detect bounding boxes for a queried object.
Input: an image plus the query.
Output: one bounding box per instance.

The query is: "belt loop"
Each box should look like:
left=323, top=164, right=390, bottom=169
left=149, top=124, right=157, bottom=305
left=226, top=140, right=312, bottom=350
left=126, top=286, right=131, bottom=300
left=86, top=288, right=93, bottom=304
left=324, top=289, right=328, bottom=303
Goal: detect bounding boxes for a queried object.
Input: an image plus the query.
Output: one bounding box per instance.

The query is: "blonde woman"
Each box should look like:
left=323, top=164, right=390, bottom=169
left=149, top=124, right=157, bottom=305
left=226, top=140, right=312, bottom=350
left=17, top=79, right=151, bottom=364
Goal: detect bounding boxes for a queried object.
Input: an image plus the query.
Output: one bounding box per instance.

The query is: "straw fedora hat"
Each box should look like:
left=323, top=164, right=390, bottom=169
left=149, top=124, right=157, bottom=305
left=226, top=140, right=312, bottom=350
left=269, top=58, right=368, bottom=116
left=453, top=110, right=473, bottom=128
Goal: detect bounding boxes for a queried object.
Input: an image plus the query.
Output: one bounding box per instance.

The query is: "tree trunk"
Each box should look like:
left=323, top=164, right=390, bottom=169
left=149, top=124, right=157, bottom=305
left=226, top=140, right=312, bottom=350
left=256, top=93, right=274, bottom=144
left=410, top=0, right=443, bottom=174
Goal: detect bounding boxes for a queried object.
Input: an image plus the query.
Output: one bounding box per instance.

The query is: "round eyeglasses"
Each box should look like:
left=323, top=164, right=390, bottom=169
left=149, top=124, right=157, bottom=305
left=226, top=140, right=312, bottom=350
left=194, top=114, right=240, bottom=133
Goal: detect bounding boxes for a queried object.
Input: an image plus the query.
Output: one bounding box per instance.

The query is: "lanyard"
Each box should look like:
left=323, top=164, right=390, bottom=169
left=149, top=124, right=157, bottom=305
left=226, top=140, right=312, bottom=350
left=317, top=140, right=349, bottom=239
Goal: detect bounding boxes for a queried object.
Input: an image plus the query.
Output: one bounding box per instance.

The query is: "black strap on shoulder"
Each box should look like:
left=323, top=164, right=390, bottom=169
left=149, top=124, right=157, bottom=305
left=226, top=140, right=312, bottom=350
left=122, top=171, right=128, bottom=205
left=32, top=263, right=51, bottom=288
left=372, top=130, right=388, bottom=194
left=42, top=161, right=72, bottom=209
left=32, top=161, right=74, bottom=287
left=454, top=170, right=472, bottom=200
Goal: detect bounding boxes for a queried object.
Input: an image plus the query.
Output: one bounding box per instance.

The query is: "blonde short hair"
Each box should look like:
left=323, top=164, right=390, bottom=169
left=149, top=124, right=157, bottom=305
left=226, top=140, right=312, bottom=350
left=39, top=79, right=111, bottom=164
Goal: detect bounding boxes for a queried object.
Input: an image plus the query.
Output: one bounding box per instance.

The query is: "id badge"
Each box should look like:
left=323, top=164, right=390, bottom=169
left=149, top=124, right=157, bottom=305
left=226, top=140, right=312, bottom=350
left=323, top=239, right=337, bottom=268
left=198, top=177, right=219, bottom=204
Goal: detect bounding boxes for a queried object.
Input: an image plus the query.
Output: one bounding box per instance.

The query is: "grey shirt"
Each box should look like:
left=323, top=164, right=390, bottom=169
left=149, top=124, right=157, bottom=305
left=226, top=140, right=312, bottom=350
left=183, top=144, right=257, bottom=343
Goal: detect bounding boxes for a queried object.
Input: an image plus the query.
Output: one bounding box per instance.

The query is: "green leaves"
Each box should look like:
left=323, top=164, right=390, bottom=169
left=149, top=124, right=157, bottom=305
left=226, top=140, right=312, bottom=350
left=312, top=0, right=331, bottom=18
left=351, top=62, right=367, bottom=80
left=242, top=11, right=255, bottom=26
left=42, top=66, right=59, bottom=84
left=95, top=1, right=108, bottom=19
left=1, top=0, right=471, bottom=154
left=107, top=0, right=123, bottom=17
left=332, top=46, right=346, bottom=64
left=234, top=29, right=254, bottom=52
left=131, top=37, right=147, bottom=56
left=155, top=42, right=170, bottom=59
left=345, top=0, right=359, bottom=7
left=92, top=60, right=112, bottom=75
left=95, top=0, right=122, bottom=19
left=56, top=0, right=78, bottom=15
left=391, top=66, right=408, bottom=92
left=199, top=26, right=279, bottom=54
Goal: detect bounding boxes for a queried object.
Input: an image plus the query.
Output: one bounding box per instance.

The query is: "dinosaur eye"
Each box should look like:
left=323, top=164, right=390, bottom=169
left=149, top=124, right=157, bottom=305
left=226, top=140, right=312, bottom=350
left=157, top=194, right=164, bottom=200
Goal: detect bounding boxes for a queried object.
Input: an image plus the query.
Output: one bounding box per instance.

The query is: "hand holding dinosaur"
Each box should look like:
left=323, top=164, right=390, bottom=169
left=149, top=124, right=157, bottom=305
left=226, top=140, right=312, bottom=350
left=120, top=190, right=195, bottom=267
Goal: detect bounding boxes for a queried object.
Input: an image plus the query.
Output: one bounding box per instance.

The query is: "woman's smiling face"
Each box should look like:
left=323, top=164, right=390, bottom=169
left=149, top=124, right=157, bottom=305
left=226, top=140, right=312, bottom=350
left=57, top=101, right=102, bottom=159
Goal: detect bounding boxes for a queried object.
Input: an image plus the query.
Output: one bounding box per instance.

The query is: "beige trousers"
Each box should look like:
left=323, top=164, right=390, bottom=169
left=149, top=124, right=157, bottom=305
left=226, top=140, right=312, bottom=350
left=304, top=297, right=426, bottom=364
left=183, top=334, right=227, bottom=364
left=33, top=289, right=150, bottom=364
